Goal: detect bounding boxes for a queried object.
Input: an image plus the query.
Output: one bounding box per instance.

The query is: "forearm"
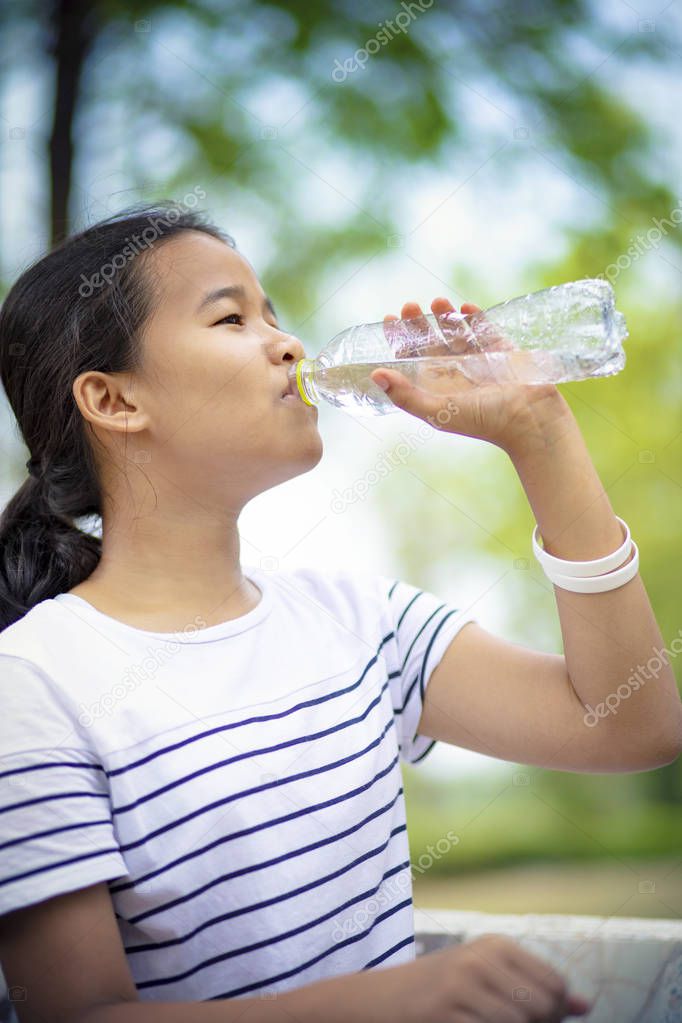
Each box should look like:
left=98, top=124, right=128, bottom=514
left=76, top=968, right=382, bottom=1023
left=505, top=390, right=682, bottom=763
left=76, top=999, right=261, bottom=1023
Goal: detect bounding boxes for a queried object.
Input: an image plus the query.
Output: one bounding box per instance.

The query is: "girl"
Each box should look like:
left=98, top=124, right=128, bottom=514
left=0, top=203, right=679, bottom=1023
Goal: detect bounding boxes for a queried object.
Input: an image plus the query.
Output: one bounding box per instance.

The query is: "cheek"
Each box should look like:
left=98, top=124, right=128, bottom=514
left=143, top=349, right=322, bottom=483
left=151, top=350, right=275, bottom=452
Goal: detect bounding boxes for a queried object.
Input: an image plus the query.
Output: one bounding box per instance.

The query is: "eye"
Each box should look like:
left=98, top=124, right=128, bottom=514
left=213, top=312, right=244, bottom=326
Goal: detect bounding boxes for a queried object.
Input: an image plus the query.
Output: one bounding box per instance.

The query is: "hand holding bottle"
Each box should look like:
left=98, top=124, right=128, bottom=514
left=370, top=297, right=574, bottom=456
left=289, top=278, right=627, bottom=424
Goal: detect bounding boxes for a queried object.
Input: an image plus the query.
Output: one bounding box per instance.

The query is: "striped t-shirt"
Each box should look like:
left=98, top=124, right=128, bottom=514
left=0, top=564, right=475, bottom=1001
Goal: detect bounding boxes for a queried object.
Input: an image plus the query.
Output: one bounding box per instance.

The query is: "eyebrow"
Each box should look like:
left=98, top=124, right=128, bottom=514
left=195, top=284, right=277, bottom=320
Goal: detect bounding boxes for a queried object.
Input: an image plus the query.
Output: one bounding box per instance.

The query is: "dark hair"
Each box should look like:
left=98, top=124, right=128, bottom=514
left=0, top=200, right=234, bottom=630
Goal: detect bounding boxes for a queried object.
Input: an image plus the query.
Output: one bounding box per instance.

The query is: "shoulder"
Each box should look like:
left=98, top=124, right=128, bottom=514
left=0, top=601, right=99, bottom=755
left=0, top=596, right=74, bottom=668
left=264, top=563, right=395, bottom=620
left=0, top=649, right=92, bottom=759
left=257, top=563, right=402, bottom=656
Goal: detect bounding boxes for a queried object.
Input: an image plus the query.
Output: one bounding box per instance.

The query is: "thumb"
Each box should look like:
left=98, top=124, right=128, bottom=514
left=371, top=368, right=426, bottom=414
left=371, top=368, right=460, bottom=431
left=371, top=368, right=406, bottom=394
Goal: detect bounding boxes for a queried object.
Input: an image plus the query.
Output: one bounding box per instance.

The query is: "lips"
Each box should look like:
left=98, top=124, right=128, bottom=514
left=280, top=375, right=298, bottom=398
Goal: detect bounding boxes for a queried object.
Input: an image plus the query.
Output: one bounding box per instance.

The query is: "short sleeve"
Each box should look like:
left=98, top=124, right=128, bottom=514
left=0, top=654, right=127, bottom=916
left=379, top=577, right=477, bottom=764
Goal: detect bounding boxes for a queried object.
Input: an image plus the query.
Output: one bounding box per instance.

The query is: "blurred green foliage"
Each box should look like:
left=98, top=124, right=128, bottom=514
left=403, top=768, right=682, bottom=873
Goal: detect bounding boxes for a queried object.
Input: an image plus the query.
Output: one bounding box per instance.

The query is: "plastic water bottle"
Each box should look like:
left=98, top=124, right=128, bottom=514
left=287, top=278, right=628, bottom=416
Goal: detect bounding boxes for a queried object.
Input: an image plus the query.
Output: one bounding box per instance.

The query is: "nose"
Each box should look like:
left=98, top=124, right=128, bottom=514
left=266, top=328, right=307, bottom=364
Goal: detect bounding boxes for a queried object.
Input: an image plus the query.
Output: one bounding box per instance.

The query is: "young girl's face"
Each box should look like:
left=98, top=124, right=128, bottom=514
left=128, top=230, right=323, bottom=502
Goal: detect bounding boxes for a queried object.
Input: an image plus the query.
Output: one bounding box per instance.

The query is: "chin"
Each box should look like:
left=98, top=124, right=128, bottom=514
left=266, top=433, right=324, bottom=491
left=295, top=431, right=324, bottom=472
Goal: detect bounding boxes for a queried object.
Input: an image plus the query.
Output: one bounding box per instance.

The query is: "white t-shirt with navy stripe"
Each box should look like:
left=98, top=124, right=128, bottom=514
left=0, top=565, right=475, bottom=1001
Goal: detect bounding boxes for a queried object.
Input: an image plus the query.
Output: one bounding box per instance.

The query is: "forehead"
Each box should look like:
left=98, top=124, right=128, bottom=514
left=146, top=230, right=262, bottom=312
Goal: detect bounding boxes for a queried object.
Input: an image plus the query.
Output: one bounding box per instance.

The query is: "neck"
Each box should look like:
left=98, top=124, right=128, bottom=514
left=73, top=487, right=262, bottom=631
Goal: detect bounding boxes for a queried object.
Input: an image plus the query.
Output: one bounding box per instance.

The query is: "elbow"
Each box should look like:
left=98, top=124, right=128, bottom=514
left=658, top=728, right=682, bottom=768
left=658, top=705, right=682, bottom=766
left=631, top=723, right=682, bottom=771
left=596, top=713, right=682, bottom=772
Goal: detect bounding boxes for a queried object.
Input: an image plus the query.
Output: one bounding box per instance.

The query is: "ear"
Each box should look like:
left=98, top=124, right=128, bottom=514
left=72, top=371, right=151, bottom=435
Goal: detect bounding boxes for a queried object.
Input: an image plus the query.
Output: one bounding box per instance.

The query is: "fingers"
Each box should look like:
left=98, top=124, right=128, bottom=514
left=433, top=297, right=512, bottom=355
left=380, top=296, right=516, bottom=395
left=382, top=302, right=430, bottom=359
left=400, top=300, right=433, bottom=357
left=430, top=298, right=481, bottom=315
left=428, top=296, right=487, bottom=355
left=431, top=296, right=457, bottom=316
left=382, top=307, right=420, bottom=358
left=437, top=302, right=478, bottom=355
left=384, top=297, right=477, bottom=359
left=386, top=297, right=474, bottom=322
left=431, top=297, right=478, bottom=354
left=401, top=300, right=430, bottom=334
left=382, top=296, right=514, bottom=369
left=565, top=993, right=593, bottom=1016
left=458, top=987, right=526, bottom=1023
left=498, top=941, right=593, bottom=1020
left=382, top=313, right=400, bottom=352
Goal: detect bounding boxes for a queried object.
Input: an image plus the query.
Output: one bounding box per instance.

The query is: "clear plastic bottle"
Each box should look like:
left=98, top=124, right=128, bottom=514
left=287, top=278, right=628, bottom=416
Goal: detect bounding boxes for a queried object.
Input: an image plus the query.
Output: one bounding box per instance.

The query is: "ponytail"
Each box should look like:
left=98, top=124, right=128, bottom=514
left=0, top=474, right=101, bottom=630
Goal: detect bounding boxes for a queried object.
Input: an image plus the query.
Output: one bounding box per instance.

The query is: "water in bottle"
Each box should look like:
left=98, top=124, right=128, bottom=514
left=287, top=278, right=628, bottom=416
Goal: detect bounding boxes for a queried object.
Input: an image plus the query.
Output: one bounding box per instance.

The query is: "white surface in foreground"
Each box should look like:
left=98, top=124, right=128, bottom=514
left=414, top=908, right=682, bottom=1022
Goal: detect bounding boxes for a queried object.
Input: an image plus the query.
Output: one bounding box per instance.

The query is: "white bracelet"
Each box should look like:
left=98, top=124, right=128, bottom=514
left=532, top=516, right=632, bottom=578
left=545, top=542, right=639, bottom=593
